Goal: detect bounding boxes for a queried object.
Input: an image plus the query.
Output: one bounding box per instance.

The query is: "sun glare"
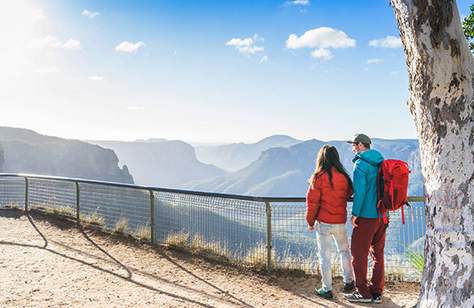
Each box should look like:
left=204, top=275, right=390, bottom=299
left=0, top=1, right=43, bottom=85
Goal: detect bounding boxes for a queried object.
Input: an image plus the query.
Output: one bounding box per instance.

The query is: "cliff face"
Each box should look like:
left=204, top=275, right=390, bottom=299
left=92, top=140, right=226, bottom=188
left=0, top=127, right=133, bottom=183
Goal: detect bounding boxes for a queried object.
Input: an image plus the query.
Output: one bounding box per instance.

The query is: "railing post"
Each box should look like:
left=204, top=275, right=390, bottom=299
left=24, top=177, right=29, bottom=213
left=76, top=182, right=80, bottom=226
left=265, top=201, right=272, bottom=273
left=149, top=190, right=155, bottom=244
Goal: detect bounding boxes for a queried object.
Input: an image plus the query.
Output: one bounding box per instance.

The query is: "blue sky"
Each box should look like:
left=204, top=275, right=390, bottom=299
left=0, top=0, right=472, bottom=143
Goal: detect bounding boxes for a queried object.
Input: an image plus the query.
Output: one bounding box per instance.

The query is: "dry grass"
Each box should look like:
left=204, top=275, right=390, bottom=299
left=190, top=235, right=231, bottom=262
left=276, top=245, right=317, bottom=274
left=81, top=212, right=105, bottom=226
left=278, top=255, right=315, bottom=274
left=244, top=244, right=275, bottom=270
left=3, top=203, right=21, bottom=210
left=19, top=205, right=421, bottom=283
left=190, top=234, right=206, bottom=250
left=134, top=225, right=151, bottom=242
left=165, top=231, right=190, bottom=248
left=386, top=270, right=405, bottom=282
left=42, top=206, right=75, bottom=218
left=114, top=218, right=128, bottom=234
left=1, top=212, right=421, bottom=307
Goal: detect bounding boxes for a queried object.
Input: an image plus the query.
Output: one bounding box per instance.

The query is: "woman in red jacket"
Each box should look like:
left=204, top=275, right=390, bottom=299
left=306, top=145, right=354, bottom=300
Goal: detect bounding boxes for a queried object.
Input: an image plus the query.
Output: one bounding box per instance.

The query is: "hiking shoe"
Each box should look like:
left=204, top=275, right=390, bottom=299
left=345, top=291, right=372, bottom=303
left=372, top=293, right=382, bottom=304
left=315, top=288, right=334, bottom=300
left=342, top=281, right=355, bottom=293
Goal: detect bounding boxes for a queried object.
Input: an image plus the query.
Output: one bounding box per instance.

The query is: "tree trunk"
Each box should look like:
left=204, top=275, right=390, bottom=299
left=391, top=0, right=474, bottom=306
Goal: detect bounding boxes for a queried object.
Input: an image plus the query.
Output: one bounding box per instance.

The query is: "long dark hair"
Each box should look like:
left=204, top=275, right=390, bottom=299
left=308, top=145, right=353, bottom=189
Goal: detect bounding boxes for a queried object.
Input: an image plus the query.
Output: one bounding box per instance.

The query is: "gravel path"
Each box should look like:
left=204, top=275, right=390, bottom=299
left=0, top=209, right=419, bottom=307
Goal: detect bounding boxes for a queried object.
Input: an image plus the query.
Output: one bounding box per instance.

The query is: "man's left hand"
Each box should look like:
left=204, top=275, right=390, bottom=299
left=352, top=216, right=359, bottom=227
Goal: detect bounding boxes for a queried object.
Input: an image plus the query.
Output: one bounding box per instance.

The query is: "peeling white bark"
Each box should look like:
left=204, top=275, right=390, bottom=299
left=391, top=0, right=474, bottom=307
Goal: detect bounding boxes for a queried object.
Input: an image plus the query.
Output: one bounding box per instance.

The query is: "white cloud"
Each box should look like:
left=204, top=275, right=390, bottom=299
left=35, top=67, right=57, bottom=73
left=286, top=27, right=356, bottom=49
left=259, top=56, right=268, bottom=64
left=89, top=75, right=104, bottom=81
left=367, top=58, right=383, bottom=64
left=115, top=41, right=146, bottom=53
left=369, top=35, right=402, bottom=48
left=81, top=10, right=100, bottom=18
left=62, top=39, right=81, bottom=50
left=286, top=27, right=355, bottom=59
left=291, top=0, right=310, bottom=5
left=226, top=34, right=264, bottom=55
left=30, top=36, right=81, bottom=50
left=311, top=48, right=333, bottom=60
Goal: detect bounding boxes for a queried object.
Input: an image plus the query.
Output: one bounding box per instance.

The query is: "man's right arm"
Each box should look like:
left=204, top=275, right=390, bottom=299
left=352, top=162, right=367, bottom=217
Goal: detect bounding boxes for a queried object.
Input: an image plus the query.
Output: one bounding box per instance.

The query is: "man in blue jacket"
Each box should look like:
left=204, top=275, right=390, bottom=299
left=344, top=134, right=385, bottom=304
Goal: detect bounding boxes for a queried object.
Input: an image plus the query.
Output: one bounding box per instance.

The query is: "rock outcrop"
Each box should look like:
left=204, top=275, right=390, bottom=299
left=0, top=127, right=134, bottom=183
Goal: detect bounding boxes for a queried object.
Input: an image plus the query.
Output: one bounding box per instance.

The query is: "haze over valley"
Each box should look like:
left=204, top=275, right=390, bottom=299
left=0, top=127, right=423, bottom=197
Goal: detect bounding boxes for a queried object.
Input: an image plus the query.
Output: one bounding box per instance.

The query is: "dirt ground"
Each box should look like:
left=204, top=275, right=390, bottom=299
left=0, top=209, right=419, bottom=307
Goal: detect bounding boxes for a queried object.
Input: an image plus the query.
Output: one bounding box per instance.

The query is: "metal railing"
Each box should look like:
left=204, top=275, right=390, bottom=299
left=0, top=173, right=426, bottom=281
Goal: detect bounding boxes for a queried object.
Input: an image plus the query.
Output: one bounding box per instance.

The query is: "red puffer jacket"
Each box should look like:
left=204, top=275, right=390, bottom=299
left=306, top=168, right=353, bottom=226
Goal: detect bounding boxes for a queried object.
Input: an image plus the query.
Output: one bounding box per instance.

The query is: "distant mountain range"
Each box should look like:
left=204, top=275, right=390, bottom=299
left=0, top=127, right=424, bottom=198
left=195, top=135, right=302, bottom=172
left=91, top=140, right=227, bottom=188
left=186, top=138, right=424, bottom=197
left=0, top=128, right=424, bottom=277
left=0, top=127, right=133, bottom=183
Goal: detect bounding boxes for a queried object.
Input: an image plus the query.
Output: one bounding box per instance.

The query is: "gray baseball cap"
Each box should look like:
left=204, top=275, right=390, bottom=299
left=346, top=133, right=372, bottom=145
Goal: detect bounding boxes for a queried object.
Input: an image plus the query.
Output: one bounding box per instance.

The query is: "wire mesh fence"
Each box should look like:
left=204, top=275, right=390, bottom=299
left=79, top=183, right=150, bottom=238
left=272, top=200, right=318, bottom=272
left=385, top=201, right=426, bottom=281
left=153, top=191, right=267, bottom=265
left=271, top=200, right=426, bottom=281
left=0, top=177, right=25, bottom=208
left=0, top=174, right=426, bottom=281
left=28, top=178, right=76, bottom=214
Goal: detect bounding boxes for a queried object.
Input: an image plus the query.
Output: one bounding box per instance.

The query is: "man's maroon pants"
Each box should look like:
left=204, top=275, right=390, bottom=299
left=351, top=217, right=387, bottom=298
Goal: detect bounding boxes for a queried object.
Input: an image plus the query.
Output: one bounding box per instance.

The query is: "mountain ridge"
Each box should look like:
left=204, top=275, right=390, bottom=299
left=0, top=127, right=134, bottom=183
left=186, top=138, right=423, bottom=197
left=195, top=135, right=302, bottom=172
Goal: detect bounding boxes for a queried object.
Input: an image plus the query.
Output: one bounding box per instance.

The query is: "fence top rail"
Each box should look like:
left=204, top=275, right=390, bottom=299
left=0, top=173, right=424, bottom=203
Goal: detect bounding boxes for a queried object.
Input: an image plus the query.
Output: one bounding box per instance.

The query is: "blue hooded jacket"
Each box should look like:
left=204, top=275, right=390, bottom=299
left=352, top=149, right=384, bottom=218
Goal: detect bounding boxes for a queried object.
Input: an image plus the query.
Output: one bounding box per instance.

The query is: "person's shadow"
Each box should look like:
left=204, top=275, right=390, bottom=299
left=0, top=209, right=254, bottom=308
left=0, top=209, right=414, bottom=308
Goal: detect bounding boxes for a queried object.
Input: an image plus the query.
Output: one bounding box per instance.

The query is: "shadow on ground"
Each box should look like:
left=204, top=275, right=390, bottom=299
left=0, top=209, right=257, bottom=307
left=0, top=209, right=417, bottom=308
